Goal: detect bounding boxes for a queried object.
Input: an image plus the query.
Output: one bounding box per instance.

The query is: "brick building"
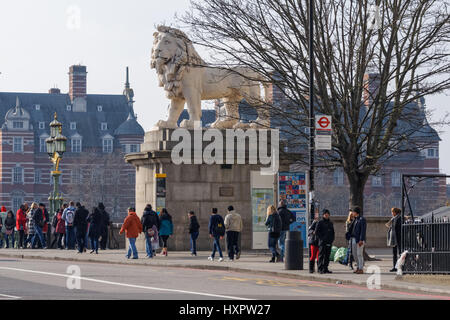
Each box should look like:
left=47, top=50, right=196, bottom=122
left=0, top=65, right=144, bottom=221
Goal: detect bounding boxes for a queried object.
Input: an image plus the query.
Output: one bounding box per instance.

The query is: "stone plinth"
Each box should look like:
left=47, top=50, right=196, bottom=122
left=125, top=128, right=285, bottom=252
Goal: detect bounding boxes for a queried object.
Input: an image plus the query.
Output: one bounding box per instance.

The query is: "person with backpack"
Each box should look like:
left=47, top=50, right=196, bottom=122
left=208, top=208, right=225, bottom=262
left=31, top=202, right=47, bottom=249
left=308, top=215, right=319, bottom=273
left=141, top=204, right=160, bottom=258
left=16, top=204, right=27, bottom=249
left=265, top=205, right=282, bottom=263
left=4, top=210, right=15, bottom=248
left=315, top=209, right=335, bottom=274
left=120, top=207, right=143, bottom=259
left=188, top=211, right=200, bottom=256
left=224, top=205, right=243, bottom=261
left=73, top=202, right=89, bottom=253
left=62, top=201, right=76, bottom=250
left=159, top=208, right=173, bottom=256
left=277, top=200, right=296, bottom=263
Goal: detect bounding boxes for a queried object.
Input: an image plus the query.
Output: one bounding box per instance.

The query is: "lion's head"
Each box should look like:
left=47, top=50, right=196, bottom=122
left=151, top=26, right=205, bottom=99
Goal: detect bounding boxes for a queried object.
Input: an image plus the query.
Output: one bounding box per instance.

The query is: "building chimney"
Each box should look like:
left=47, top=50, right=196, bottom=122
left=49, top=88, right=61, bottom=94
left=363, top=73, right=381, bottom=107
left=69, top=65, right=87, bottom=101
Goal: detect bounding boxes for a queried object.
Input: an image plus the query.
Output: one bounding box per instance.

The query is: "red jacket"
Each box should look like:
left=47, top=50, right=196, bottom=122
left=16, top=208, right=27, bottom=231
left=120, top=212, right=142, bottom=238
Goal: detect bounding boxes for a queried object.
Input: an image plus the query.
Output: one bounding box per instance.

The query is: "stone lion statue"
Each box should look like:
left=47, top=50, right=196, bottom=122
left=151, top=26, right=270, bottom=129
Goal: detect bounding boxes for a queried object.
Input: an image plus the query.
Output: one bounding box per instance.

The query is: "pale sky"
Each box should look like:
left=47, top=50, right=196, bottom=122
left=1, top=0, right=449, bottom=176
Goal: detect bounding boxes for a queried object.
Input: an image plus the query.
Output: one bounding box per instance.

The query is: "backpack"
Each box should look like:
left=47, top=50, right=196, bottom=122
left=214, top=217, right=225, bottom=236
left=271, top=213, right=282, bottom=234
left=52, top=214, right=58, bottom=228
left=66, top=208, right=75, bottom=225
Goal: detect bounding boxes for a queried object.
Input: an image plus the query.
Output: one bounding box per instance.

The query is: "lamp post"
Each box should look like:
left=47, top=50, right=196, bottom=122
left=46, top=112, right=67, bottom=219
left=308, top=0, right=315, bottom=224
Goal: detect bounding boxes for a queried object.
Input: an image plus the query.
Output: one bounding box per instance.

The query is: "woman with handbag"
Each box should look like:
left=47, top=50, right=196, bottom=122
left=265, top=205, right=282, bottom=263
left=387, top=207, right=402, bottom=272
left=308, top=216, right=319, bottom=273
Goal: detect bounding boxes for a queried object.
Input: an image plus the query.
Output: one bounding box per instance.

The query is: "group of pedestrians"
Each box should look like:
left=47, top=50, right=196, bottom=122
left=0, top=201, right=111, bottom=252
left=308, top=206, right=367, bottom=274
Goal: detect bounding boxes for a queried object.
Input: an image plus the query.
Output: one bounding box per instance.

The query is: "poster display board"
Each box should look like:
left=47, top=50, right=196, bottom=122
left=251, top=171, right=275, bottom=249
left=278, top=172, right=309, bottom=248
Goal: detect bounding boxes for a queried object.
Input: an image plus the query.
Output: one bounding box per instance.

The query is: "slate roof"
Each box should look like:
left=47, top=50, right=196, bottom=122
left=0, top=92, right=144, bottom=151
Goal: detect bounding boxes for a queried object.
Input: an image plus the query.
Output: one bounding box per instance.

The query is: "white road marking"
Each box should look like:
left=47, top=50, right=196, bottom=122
left=0, top=293, right=21, bottom=300
left=0, top=266, right=251, bottom=300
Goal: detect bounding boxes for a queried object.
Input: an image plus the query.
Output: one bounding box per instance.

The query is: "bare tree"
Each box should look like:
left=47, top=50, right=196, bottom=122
left=180, top=0, right=450, bottom=212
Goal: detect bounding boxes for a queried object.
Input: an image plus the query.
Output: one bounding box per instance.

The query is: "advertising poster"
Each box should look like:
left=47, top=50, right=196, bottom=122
left=278, top=172, right=308, bottom=248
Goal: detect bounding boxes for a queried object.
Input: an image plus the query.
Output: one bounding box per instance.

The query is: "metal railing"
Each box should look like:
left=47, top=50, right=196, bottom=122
left=401, top=217, right=450, bottom=274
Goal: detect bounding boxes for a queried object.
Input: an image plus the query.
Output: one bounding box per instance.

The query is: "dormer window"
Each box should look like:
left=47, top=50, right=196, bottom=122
left=70, top=122, right=77, bottom=130
left=101, top=122, right=108, bottom=131
left=97, top=105, right=103, bottom=112
left=13, top=121, right=23, bottom=129
left=39, top=122, right=45, bottom=129
left=67, top=105, right=72, bottom=111
left=35, top=104, right=40, bottom=110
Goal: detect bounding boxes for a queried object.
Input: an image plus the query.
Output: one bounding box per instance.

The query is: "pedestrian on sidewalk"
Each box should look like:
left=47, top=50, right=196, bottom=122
left=16, top=204, right=27, bottom=249
left=159, top=208, right=173, bottom=256
left=62, top=202, right=76, bottom=250
left=31, top=203, right=47, bottom=249
left=315, top=209, right=335, bottom=274
left=277, top=200, right=295, bottom=263
left=120, top=207, right=142, bottom=259
left=340, top=210, right=355, bottom=270
left=224, top=205, right=243, bottom=261
left=0, top=206, right=7, bottom=248
left=350, top=206, right=367, bottom=274
left=387, top=207, right=402, bottom=272
left=39, top=203, right=49, bottom=247
left=265, top=205, right=282, bottom=263
left=308, top=216, right=319, bottom=273
left=208, top=208, right=225, bottom=262
left=74, top=202, right=89, bottom=253
left=141, top=204, right=160, bottom=258
left=52, top=204, right=66, bottom=249
left=98, top=203, right=111, bottom=250
left=24, top=206, right=34, bottom=248
left=188, top=211, right=200, bottom=256
left=87, top=207, right=102, bottom=254
left=4, top=210, right=16, bottom=248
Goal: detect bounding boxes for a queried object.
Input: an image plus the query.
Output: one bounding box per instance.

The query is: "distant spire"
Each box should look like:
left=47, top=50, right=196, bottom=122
left=125, top=66, right=130, bottom=89
left=123, top=66, right=134, bottom=104
left=15, top=96, right=20, bottom=108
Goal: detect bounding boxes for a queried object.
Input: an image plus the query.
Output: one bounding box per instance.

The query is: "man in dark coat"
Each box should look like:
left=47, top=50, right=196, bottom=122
left=315, top=209, right=335, bottom=274
left=73, top=202, right=89, bottom=253
left=277, top=200, right=296, bottom=262
left=351, top=206, right=367, bottom=274
left=98, top=203, right=111, bottom=250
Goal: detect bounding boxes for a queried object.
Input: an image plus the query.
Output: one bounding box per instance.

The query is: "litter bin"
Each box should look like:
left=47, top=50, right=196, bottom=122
left=284, top=231, right=303, bottom=270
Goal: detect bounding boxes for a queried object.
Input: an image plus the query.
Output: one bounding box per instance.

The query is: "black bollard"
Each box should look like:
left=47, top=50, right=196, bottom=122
left=284, top=231, right=303, bottom=270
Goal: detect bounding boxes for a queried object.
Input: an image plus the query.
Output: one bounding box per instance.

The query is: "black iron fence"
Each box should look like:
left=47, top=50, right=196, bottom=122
left=401, top=217, right=450, bottom=274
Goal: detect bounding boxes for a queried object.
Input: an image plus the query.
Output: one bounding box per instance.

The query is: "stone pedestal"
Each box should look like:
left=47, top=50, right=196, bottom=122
left=125, top=128, right=286, bottom=252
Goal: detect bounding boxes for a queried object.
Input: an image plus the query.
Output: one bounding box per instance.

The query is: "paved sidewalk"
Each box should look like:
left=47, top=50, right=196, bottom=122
left=0, top=248, right=449, bottom=297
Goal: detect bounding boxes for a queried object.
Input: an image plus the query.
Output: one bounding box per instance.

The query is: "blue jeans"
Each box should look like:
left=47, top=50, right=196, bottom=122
left=65, top=226, right=75, bottom=249
left=145, top=233, right=153, bottom=257
left=90, top=236, right=99, bottom=252
left=190, top=232, right=199, bottom=254
left=211, top=235, right=223, bottom=258
left=268, top=233, right=280, bottom=258
left=127, top=238, right=138, bottom=259
left=278, top=231, right=287, bottom=258
left=32, top=225, right=46, bottom=248
left=5, top=231, right=15, bottom=248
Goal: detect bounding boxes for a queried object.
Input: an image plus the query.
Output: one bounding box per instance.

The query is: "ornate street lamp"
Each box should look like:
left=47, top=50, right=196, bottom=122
left=47, top=112, right=67, bottom=219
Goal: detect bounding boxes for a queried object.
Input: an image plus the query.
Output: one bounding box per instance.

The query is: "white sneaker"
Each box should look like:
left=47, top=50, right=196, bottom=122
left=208, top=256, right=214, bottom=261
left=218, top=257, right=224, bottom=262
